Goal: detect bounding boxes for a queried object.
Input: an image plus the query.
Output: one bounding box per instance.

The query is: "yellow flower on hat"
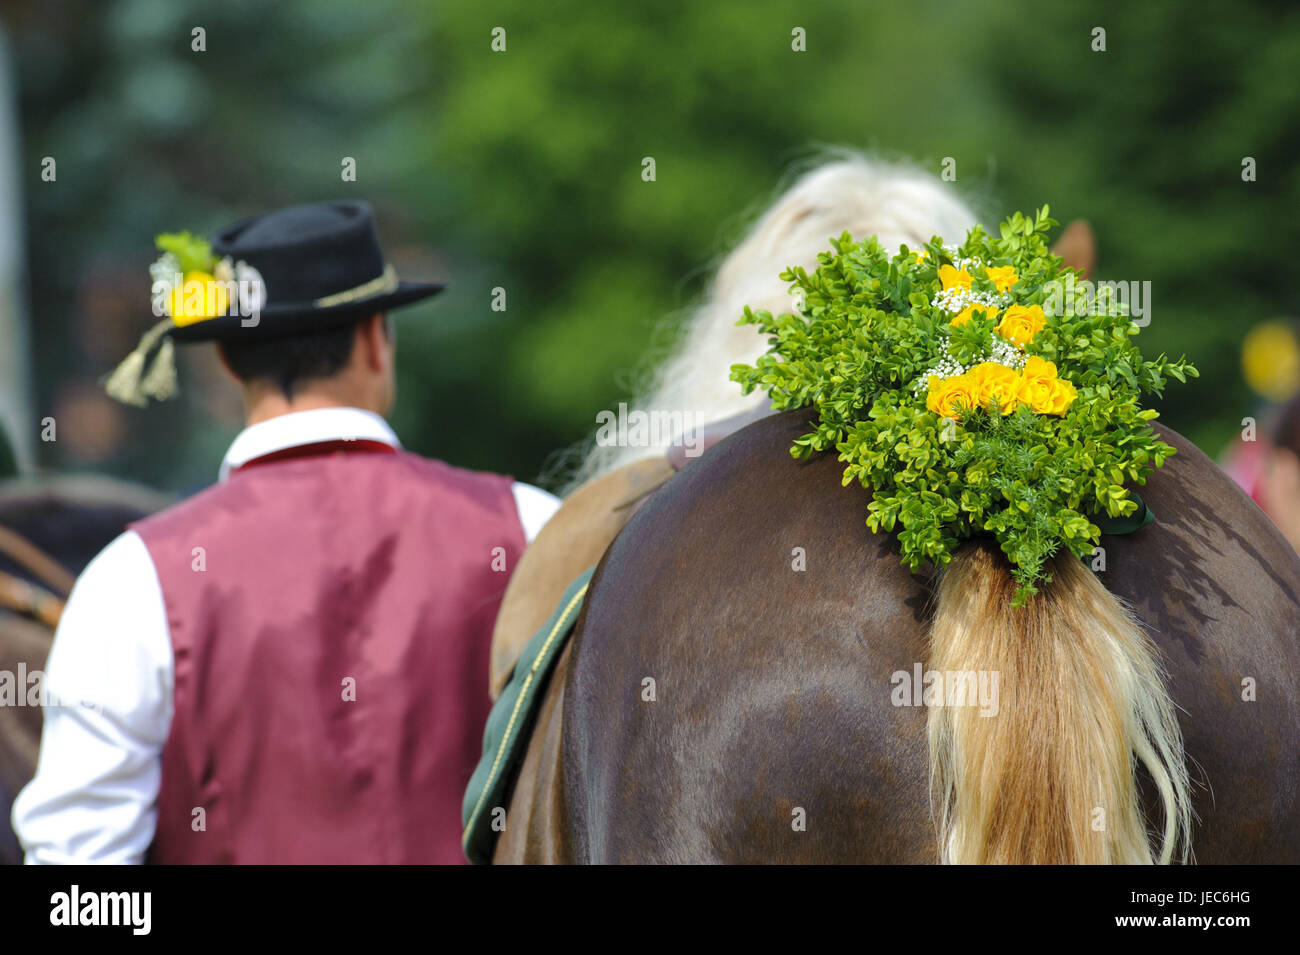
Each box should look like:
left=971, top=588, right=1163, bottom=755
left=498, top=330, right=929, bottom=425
left=996, top=303, right=1046, bottom=348
left=168, top=271, right=229, bottom=327
left=951, top=303, right=1000, bottom=328
left=938, top=264, right=973, bottom=291
left=984, top=265, right=1018, bottom=292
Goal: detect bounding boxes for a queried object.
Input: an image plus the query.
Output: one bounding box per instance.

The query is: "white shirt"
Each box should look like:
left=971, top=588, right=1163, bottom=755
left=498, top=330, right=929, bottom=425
left=11, top=407, right=560, bottom=864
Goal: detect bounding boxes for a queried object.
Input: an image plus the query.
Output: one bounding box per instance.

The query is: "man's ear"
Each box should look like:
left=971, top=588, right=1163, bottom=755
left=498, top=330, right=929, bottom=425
left=359, top=312, right=389, bottom=373
left=213, top=343, right=241, bottom=383
left=1050, top=220, right=1096, bottom=278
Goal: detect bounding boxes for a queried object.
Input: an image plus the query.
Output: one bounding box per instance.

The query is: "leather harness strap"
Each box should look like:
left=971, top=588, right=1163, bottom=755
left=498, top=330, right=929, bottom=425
left=0, top=525, right=73, bottom=628
left=0, top=525, right=75, bottom=597
left=0, top=570, right=64, bottom=628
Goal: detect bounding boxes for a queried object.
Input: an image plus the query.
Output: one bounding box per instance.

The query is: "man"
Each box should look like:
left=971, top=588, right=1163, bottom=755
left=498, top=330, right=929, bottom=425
left=12, top=200, right=559, bottom=863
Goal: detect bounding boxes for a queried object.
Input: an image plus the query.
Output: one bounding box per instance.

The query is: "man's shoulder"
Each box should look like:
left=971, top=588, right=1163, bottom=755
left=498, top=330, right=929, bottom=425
left=130, top=452, right=532, bottom=544
left=393, top=454, right=557, bottom=537
left=392, top=450, right=516, bottom=494
left=129, top=477, right=238, bottom=539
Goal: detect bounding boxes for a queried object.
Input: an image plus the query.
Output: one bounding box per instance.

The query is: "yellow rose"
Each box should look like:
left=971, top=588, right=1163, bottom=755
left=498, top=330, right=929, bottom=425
left=1042, top=376, right=1078, bottom=416
left=1021, top=354, right=1058, bottom=379
left=951, top=303, right=1000, bottom=328
left=1017, top=355, right=1058, bottom=411
left=938, top=264, right=973, bottom=291
left=996, top=303, right=1046, bottom=348
left=968, top=362, right=1021, bottom=415
left=984, top=265, right=1019, bottom=292
left=1016, top=357, right=1076, bottom=415
left=168, top=270, right=229, bottom=326
left=926, top=373, right=978, bottom=421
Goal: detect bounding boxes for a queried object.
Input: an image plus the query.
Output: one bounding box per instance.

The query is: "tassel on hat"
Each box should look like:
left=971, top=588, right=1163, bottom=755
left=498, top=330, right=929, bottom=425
left=103, top=318, right=179, bottom=407
left=139, top=335, right=178, bottom=401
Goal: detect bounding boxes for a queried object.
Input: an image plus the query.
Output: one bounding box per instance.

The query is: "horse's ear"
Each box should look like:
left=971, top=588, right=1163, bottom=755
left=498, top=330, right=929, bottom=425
left=1051, top=220, right=1096, bottom=279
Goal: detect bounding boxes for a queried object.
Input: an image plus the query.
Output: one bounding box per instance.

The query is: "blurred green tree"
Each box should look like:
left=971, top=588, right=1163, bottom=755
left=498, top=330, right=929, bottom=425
left=5, top=0, right=1293, bottom=492
left=977, top=0, right=1300, bottom=450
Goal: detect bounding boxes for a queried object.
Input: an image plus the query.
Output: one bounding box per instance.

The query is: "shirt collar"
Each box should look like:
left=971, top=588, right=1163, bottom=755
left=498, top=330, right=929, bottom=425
left=219, top=407, right=402, bottom=482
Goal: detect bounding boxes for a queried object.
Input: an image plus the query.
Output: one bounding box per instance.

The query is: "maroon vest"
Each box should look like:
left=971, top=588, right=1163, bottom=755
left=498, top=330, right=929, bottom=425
left=131, top=446, right=526, bottom=863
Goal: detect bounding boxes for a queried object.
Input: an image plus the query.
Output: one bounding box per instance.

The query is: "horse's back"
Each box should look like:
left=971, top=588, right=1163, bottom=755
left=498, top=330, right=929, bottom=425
left=1099, top=425, right=1300, bottom=862
left=563, top=411, right=937, bottom=862
left=562, top=410, right=1300, bottom=863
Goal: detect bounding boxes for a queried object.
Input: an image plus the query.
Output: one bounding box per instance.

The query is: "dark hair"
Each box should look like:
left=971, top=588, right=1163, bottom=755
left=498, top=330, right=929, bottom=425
left=1272, top=392, right=1300, bottom=457
left=218, top=313, right=388, bottom=399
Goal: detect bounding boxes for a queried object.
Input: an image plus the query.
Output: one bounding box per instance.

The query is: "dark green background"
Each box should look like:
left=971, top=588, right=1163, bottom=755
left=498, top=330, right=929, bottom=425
left=6, top=0, right=1297, bottom=492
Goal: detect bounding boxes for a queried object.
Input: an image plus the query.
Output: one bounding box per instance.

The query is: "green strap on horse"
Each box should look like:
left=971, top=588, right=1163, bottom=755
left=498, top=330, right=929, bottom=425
left=462, top=567, right=595, bottom=864
left=1094, top=492, right=1155, bottom=536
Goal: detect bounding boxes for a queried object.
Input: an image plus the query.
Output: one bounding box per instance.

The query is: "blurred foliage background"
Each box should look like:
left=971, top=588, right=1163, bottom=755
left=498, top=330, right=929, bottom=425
left=1, top=0, right=1297, bottom=494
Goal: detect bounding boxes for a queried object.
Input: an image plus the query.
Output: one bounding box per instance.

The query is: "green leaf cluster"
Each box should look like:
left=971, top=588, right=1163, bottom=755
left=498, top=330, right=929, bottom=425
left=731, top=207, right=1198, bottom=605
left=154, top=232, right=217, bottom=276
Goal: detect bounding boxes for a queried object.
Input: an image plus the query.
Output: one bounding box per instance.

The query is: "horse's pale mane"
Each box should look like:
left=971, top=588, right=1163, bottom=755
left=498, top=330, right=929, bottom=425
left=559, top=151, right=983, bottom=493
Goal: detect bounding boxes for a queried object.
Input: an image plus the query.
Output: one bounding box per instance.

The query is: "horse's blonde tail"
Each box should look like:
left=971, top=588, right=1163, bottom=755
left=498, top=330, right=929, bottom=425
left=927, top=544, right=1191, bottom=864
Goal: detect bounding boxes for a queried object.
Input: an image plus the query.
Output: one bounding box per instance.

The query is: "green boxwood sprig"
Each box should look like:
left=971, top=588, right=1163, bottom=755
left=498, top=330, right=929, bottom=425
left=731, top=207, right=1197, bottom=605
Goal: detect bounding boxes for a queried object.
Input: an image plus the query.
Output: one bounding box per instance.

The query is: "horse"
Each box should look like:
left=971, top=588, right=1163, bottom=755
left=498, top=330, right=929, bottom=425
left=0, top=474, right=170, bottom=864
left=493, top=410, right=1300, bottom=863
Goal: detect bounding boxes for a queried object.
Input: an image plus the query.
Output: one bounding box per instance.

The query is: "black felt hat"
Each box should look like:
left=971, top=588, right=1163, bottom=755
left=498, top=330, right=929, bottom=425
left=170, top=199, right=444, bottom=343
left=104, top=200, right=444, bottom=407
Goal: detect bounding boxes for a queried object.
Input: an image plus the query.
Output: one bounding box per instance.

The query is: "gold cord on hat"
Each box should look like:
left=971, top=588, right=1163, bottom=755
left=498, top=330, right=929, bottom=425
left=313, top=264, right=398, bottom=308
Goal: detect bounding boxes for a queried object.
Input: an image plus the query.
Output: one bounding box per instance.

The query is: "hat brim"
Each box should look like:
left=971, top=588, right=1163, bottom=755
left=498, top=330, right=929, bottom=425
left=167, top=280, right=445, bottom=343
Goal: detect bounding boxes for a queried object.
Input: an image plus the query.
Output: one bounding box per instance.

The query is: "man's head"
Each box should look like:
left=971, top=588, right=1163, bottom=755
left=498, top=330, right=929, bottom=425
left=101, top=200, right=444, bottom=413
left=216, top=311, right=396, bottom=422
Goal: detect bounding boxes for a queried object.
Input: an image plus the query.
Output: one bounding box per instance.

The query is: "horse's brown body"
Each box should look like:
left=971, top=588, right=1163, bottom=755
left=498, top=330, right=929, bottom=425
left=496, top=411, right=1300, bottom=863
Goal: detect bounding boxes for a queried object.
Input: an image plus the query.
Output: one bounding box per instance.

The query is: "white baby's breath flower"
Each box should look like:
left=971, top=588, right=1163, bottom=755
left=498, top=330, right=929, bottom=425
left=149, top=252, right=181, bottom=292
left=235, top=261, right=267, bottom=314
